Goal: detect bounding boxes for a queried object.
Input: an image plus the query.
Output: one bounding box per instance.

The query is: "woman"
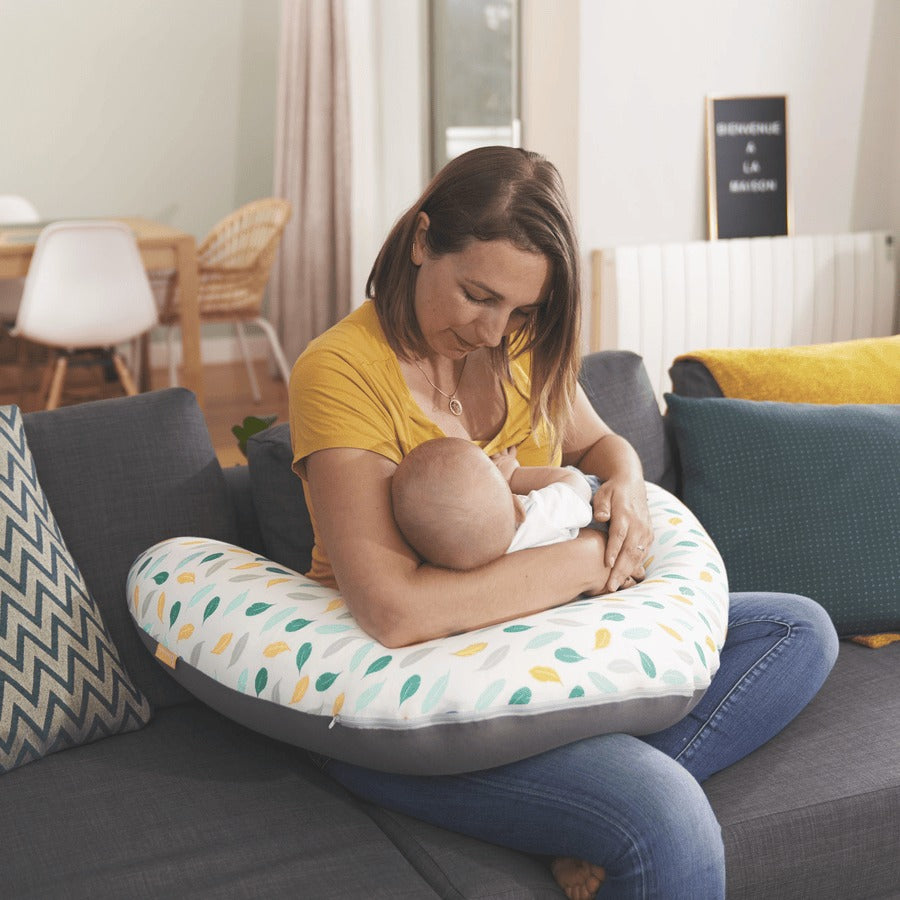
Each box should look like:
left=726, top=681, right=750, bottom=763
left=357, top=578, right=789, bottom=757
left=289, top=147, right=838, bottom=899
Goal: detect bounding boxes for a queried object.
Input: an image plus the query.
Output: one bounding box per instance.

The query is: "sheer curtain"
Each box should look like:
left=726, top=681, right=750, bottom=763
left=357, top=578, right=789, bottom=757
left=270, top=0, right=352, bottom=366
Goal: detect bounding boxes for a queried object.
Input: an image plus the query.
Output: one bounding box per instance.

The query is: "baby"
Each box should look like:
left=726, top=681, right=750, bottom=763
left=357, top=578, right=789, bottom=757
left=392, top=437, right=617, bottom=899
left=391, top=436, right=603, bottom=570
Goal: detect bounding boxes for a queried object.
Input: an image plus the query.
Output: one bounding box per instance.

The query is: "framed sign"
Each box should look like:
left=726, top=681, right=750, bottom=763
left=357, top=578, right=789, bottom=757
left=706, top=95, right=791, bottom=239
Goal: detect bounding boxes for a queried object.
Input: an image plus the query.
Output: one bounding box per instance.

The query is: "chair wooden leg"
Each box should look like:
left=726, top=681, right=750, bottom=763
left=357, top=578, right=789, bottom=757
left=13, top=333, right=33, bottom=409
left=36, top=353, right=55, bottom=402
left=166, top=325, right=179, bottom=387
left=112, top=352, right=139, bottom=396
left=135, top=335, right=151, bottom=392
left=45, top=355, right=68, bottom=410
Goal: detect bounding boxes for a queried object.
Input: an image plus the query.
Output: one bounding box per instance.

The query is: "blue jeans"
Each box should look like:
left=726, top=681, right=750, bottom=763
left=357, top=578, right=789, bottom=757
left=320, top=593, right=838, bottom=899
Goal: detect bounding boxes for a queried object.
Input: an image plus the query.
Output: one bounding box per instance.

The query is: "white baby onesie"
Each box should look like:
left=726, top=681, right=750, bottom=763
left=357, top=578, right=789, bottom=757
left=506, top=482, right=593, bottom=553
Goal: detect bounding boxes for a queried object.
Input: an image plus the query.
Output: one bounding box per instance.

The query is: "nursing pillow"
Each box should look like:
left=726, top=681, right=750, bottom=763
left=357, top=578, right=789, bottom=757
left=127, top=482, right=728, bottom=775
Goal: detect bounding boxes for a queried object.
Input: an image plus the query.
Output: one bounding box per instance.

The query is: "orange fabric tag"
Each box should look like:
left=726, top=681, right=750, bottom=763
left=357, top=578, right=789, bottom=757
left=154, top=643, right=178, bottom=669
left=851, top=633, right=900, bottom=649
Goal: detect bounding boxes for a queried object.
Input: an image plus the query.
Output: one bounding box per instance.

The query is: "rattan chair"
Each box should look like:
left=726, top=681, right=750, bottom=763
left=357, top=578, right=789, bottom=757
left=12, top=220, right=158, bottom=410
left=157, top=197, right=293, bottom=402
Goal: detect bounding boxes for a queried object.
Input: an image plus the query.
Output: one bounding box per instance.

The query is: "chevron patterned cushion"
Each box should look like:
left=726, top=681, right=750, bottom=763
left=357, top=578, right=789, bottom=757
left=1, top=405, right=151, bottom=773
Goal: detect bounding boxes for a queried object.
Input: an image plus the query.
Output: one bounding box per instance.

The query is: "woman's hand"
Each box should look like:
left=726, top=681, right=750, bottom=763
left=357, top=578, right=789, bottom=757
left=562, top=383, right=654, bottom=594
left=573, top=528, right=615, bottom=597
left=590, top=477, right=652, bottom=592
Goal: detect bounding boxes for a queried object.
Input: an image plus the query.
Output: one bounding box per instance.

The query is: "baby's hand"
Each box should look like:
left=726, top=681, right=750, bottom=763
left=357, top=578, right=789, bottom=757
left=491, top=446, right=519, bottom=483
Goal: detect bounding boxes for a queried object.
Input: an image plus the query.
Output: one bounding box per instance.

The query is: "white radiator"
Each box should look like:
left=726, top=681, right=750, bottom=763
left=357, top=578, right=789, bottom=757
left=590, top=231, right=897, bottom=405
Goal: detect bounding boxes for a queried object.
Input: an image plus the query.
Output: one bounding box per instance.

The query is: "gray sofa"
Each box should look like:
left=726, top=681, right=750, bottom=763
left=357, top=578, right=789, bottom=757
left=2, top=350, right=897, bottom=899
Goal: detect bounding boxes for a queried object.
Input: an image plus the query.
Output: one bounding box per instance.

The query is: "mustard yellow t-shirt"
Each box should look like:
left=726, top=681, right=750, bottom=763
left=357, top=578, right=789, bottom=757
left=290, top=300, right=558, bottom=586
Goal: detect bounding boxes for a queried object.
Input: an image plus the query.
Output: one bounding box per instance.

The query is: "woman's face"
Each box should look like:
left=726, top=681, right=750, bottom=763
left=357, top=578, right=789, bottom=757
left=411, top=219, right=552, bottom=359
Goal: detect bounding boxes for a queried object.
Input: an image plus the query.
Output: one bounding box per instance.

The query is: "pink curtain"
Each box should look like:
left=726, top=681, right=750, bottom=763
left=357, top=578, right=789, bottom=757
left=271, top=0, right=352, bottom=365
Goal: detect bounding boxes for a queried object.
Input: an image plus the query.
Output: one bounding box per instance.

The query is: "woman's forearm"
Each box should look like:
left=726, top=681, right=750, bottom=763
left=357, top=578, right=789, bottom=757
left=306, top=446, right=614, bottom=648
left=565, top=432, right=644, bottom=484
left=357, top=531, right=611, bottom=647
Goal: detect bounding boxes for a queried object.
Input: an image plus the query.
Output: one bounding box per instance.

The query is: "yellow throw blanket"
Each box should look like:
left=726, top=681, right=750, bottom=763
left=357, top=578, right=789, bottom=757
left=676, top=334, right=900, bottom=647
left=675, top=335, right=900, bottom=403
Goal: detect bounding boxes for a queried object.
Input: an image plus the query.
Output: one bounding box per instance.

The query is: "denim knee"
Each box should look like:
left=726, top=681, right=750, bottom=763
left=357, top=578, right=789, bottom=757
left=597, top=744, right=725, bottom=899
left=733, top=591, right=839, bottom=678
left=792, top=592, right=839, bottom=669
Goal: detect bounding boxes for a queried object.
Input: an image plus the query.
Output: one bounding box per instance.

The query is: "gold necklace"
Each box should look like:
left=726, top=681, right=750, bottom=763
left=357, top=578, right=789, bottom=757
left=413, top=356, right=468, bottom=416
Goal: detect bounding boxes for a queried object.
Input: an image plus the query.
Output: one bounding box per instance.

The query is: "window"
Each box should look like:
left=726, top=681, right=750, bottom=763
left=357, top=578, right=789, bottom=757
left=429, top=0, right=521, bottom=173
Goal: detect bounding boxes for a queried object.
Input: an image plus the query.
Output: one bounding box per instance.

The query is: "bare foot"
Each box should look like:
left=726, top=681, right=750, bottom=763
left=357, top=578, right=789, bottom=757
left=551, top=856, right=606, bottom=900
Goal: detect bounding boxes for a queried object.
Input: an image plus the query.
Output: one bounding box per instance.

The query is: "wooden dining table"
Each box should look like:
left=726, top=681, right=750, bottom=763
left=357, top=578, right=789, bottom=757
left=0, top=216, right=204, bottom=406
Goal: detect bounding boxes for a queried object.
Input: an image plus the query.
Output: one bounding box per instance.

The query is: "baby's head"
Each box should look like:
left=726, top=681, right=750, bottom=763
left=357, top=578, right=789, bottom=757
left=392, top=437, right=523, bottom=570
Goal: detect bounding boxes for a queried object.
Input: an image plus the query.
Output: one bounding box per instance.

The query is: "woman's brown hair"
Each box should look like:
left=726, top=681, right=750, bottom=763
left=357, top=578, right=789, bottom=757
left=366, top=146, right=581, bottom=442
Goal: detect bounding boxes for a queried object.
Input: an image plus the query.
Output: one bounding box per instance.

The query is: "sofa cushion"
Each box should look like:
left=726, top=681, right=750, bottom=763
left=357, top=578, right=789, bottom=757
left=665, top=394, right=900, bottom=635
left=362, top=805, right=564, bottom=899
left=667, top=358, right=724, bottom=398
left=247, top=422, right=313, bottom=574
left=1, top=405, right=151, bottom=773
left=127, top=487, right=729, bottom=775
left=704, top=641, right=900, bottom=900
left=222, top=463, right=266, bottom=556
left=0, top=702, right=440, bottom=899
left=22, top=388, right=240, bottom=709
left=579, top=350, right=676, bottom=491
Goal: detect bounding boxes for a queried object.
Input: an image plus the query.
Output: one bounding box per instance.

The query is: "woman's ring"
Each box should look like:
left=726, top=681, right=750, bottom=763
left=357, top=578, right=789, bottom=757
left=636, top=544, right=645, bottom=552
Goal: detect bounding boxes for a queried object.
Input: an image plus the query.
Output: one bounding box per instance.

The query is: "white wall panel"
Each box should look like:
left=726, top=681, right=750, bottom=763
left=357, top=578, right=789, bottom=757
left=591, top=232, right=896, bottom=405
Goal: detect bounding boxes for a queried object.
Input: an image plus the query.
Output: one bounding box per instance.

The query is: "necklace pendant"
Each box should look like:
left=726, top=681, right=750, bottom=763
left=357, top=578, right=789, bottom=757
left=448, top=397, right=463, bottom=416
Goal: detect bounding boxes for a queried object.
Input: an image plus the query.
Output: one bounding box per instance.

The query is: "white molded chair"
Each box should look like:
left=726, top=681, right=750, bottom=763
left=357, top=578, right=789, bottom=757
left=156, top=197, right=293, bottom=402
left=0, top=194, right=40, bottom=222
left=12, top=220, right=158, bottom=409
left=0, top=195, right=40, bottom=324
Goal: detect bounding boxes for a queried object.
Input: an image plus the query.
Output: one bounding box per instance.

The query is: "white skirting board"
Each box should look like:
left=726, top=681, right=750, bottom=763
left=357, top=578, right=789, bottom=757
left=146, top=329, right=270, bottom=369
left=590, top=231, right=897, bottom=406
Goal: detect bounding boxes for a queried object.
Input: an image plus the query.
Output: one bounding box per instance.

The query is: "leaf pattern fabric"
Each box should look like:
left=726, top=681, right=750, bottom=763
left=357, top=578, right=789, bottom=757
left=128, top=484, right=728, bottom=742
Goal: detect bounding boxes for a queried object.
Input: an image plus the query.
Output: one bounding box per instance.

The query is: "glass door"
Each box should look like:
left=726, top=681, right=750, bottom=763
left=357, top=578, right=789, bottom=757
left=429, top=0, right=521, bottom=173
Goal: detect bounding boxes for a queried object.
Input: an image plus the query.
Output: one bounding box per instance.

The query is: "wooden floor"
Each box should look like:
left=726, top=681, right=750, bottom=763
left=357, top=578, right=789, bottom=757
left=0, top=334, right=290, bottom=467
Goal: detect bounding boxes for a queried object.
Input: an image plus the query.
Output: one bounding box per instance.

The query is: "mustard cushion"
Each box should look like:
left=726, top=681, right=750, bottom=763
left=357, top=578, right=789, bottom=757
left=673, top=335, right=900, bottom=403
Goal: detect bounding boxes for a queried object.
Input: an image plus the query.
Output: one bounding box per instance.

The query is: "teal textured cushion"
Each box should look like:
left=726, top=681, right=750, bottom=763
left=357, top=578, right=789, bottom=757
left=665, top=394, right=900, bottom=635
left=1, top=406, right=151, bottom=773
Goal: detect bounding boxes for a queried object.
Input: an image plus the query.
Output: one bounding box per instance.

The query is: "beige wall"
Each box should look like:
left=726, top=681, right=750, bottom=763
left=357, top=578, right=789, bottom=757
left=0, top=0, right=279, bottom=240
left=574, top=0, right=900, bottom=249
left=5, top=0, right=895, bottom=258
left=4, top=0, right=896, bottom=356
left=520, top=0, right=579, bottom=217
